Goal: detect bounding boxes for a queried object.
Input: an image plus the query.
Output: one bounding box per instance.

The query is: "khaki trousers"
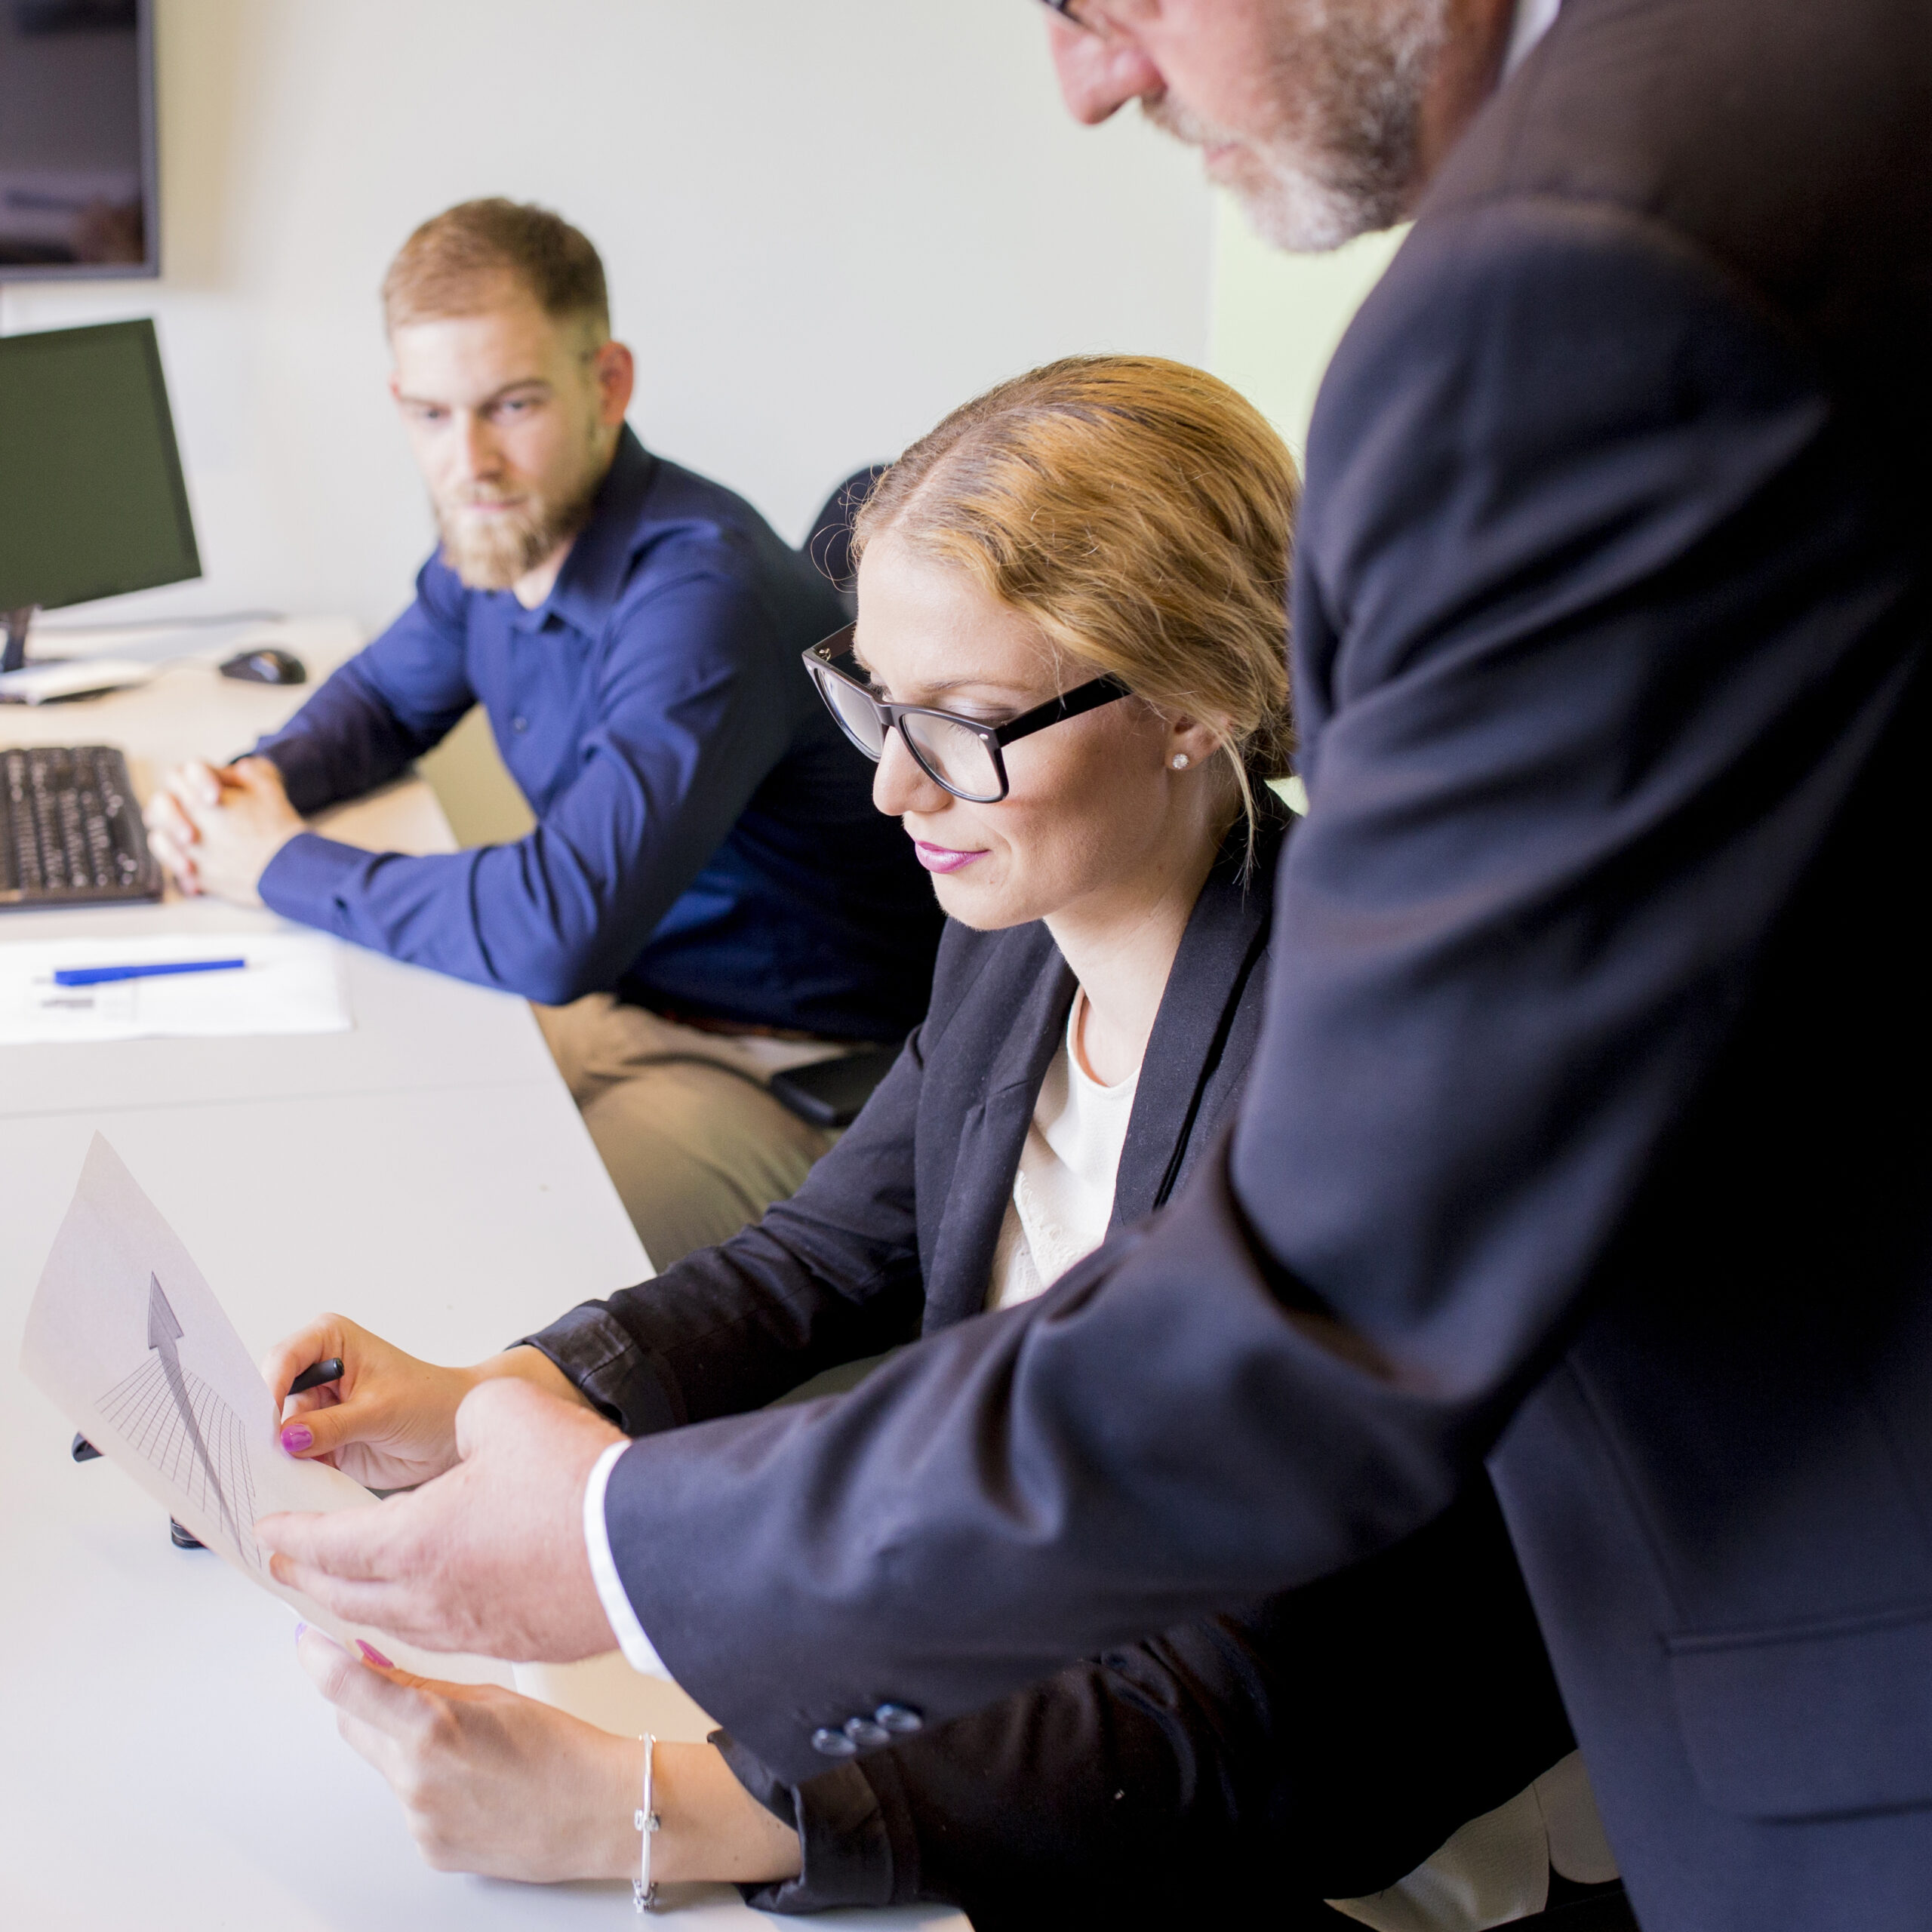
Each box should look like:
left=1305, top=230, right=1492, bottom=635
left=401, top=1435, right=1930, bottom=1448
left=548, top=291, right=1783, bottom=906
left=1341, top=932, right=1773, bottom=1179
left=534, top=994, right=842, bottom=1272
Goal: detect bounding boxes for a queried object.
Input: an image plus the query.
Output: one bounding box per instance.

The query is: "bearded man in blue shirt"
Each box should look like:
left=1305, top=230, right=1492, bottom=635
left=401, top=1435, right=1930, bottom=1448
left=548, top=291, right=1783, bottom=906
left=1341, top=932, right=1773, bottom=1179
left=146, top=199, right=941, bottom=1266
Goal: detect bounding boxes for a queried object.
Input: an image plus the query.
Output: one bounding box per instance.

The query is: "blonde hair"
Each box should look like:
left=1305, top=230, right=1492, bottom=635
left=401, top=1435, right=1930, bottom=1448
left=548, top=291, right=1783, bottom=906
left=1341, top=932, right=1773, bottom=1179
left=853, top=355, right=1297, bottom=853
left=382, top=198, right=609, bottom=337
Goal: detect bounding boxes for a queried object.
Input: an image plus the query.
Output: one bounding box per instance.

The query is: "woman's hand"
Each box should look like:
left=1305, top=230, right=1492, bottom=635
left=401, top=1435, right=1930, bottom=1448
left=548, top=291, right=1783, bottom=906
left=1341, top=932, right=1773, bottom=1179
left=297, top=1628, right=803, bottom=1886
left=297, top=1625, right=642, bottom=1881
left=263, top=1313, right=585, bottom=1491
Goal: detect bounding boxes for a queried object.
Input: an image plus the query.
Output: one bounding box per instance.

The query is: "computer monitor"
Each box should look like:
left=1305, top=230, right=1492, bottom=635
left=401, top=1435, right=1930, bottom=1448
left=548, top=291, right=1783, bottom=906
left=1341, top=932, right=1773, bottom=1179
left=0, top=0, right=158, bottom=281
left=0, top=317, right=202, bottom=673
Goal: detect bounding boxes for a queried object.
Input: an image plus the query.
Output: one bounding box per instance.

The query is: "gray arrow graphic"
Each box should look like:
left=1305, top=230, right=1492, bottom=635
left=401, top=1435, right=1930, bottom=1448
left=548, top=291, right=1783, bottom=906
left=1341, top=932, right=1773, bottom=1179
left=146, top=1273, right=244, bottom=1552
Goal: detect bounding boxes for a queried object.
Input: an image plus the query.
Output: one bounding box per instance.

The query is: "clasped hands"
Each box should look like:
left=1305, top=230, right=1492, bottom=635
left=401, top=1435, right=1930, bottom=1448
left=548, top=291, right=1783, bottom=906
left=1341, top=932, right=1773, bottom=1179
left=143, top=755, right=305, bottom=903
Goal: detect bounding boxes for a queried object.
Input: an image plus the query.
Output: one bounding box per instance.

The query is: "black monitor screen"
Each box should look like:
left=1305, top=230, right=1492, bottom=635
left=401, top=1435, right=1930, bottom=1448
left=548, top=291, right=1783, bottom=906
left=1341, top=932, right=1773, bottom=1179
left=0, top=318, right=200, bottom=613
left=0, top=0, right=156, bottom=278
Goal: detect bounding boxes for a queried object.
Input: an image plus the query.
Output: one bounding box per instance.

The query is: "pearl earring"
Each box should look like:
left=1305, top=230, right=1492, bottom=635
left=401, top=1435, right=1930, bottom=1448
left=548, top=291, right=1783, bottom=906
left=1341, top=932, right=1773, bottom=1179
left=1171, top=753, right=1190, bottom=770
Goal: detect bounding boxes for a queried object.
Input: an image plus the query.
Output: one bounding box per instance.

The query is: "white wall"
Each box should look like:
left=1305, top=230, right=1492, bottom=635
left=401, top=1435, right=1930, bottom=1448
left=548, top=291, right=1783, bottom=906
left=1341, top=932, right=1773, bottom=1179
left=0, top=0, right=1211, bottom=637
left=1208, top=196, right=1403, bottom=465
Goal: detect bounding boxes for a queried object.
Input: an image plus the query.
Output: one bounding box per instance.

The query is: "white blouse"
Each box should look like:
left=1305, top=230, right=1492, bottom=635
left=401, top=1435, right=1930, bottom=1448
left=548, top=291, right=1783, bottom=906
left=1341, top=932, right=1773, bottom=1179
left=986, top=989, right=1140, bottom=1312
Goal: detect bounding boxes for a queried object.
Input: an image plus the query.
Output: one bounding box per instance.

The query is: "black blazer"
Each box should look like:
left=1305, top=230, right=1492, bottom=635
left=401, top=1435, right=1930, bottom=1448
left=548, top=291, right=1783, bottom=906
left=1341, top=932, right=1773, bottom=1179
left=587, top=5, right=1932, bottom=1927
left=527, top=820, right=1280, bottom=1430
left=531, top=817, right=1574, bottom=1922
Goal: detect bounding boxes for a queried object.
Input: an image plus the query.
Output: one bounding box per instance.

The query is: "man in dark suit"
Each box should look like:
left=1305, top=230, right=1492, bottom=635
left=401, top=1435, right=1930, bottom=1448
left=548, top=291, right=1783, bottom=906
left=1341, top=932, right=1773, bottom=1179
left=262, top=5, right=1932, bottom=1924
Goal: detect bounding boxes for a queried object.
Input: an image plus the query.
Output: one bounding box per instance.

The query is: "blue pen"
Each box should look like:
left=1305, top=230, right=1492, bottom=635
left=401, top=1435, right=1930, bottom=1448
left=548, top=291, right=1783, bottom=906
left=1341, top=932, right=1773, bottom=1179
left=52, top=957, right=247, bottom=988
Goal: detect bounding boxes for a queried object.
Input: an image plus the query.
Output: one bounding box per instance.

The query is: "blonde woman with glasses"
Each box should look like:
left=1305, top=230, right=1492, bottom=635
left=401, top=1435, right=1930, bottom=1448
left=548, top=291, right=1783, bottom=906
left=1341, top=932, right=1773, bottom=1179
left=260, top=358, right=1603, bottom=1927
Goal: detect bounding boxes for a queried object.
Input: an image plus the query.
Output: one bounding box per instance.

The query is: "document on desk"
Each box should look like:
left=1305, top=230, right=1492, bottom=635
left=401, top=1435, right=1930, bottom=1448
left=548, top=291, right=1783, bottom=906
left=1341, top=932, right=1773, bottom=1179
left=20, top=1136, right=509, bottom=1686
left=0, top=929, right=352, bottom=1047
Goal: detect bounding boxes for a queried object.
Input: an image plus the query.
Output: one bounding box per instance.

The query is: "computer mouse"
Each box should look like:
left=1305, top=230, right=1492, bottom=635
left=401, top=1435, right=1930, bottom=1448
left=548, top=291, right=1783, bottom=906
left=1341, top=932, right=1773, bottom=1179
left=219, top=647, right=306, bottom=686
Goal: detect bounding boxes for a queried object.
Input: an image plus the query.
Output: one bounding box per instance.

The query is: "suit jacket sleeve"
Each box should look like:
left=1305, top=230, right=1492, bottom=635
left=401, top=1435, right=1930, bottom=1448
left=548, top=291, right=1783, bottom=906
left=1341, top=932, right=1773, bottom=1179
left=600, top=201, right=1909, bottom=1783
left=521, top=1018, right=932, bottom=1432
left=517, top=921, right=1012, bottom=1426
left=716, top=1481, right=1574, bottom=1921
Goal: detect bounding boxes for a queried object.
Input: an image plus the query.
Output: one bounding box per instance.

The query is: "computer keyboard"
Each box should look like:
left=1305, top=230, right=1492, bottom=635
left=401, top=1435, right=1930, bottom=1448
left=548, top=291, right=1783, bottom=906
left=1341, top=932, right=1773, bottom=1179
left=2, top=745, right=163, bottom=909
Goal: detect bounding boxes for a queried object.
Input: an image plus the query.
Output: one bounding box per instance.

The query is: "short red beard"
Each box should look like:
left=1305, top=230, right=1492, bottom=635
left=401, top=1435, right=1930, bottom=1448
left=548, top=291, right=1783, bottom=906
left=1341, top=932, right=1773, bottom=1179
left=433, top=455, right=606, bottom=592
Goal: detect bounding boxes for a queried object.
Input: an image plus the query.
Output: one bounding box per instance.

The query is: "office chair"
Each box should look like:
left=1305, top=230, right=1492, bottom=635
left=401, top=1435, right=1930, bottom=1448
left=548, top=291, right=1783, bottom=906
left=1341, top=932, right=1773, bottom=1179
left=768, top=461, right=902, bottom=1135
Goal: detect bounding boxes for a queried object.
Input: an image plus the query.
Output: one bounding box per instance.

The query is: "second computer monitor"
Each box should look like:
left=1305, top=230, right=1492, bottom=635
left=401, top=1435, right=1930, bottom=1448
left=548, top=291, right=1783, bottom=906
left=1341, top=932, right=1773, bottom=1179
left=0, top=317, right=202, bottom=670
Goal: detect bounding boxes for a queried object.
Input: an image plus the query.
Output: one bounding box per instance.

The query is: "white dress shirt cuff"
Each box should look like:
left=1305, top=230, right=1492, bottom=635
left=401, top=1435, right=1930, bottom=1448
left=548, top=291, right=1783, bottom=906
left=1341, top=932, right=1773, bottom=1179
left=583, top=1438, right=672, bottom=1680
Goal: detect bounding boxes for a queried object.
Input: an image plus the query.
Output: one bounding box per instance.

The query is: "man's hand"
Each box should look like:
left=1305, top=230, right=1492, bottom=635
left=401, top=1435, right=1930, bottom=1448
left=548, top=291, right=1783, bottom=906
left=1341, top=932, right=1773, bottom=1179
left=259, top=1378, right=623, bottom=1663
left=144, top=755, right=303, bottom=903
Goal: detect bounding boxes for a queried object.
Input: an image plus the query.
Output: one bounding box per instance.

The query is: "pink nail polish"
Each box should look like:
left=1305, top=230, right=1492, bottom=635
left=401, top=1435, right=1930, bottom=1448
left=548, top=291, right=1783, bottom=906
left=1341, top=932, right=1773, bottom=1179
left=357, top=1639, right=394, bottom=1669
left=281, top=1423, right=312, bottom=1454
left=294, top=1621, right=308, bottom=1642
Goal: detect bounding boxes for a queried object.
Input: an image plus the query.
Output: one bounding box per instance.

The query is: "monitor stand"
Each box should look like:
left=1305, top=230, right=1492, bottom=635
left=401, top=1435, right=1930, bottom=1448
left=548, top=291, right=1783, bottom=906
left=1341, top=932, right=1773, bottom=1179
left=0, top=606, right=154, bottom=705
left=2, top=607, right=36, bottom=676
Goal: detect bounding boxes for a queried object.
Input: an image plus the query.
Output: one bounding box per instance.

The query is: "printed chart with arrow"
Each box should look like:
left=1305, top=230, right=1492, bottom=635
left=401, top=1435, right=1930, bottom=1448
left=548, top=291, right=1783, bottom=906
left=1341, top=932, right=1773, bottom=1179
left=23, top=1135, right=515, bottom=1687
left=94, top=1272, right=264, bottom=1572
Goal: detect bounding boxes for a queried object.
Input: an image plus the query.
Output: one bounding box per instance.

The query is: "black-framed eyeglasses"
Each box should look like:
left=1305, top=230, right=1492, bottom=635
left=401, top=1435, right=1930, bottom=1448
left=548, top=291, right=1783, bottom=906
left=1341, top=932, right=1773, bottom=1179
left=802, top=624, right=1132, bottom=804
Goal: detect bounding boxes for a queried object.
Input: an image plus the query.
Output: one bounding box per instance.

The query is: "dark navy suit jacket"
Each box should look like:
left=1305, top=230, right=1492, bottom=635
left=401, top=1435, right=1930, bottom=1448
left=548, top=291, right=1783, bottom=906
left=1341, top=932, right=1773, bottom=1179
left=591, top=6, right=1932, bottom=1925
left=530, top=818, right=1574, bottom=1923
left=254, top=429, right=941, bottom=1037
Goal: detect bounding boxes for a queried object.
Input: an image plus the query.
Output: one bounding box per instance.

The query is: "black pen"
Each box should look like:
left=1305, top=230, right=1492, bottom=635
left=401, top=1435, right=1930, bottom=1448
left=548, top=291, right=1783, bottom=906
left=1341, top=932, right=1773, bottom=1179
left=288, top=1356, right=346, bottom=1396
left=69, top=1355, right=346, bottom=1461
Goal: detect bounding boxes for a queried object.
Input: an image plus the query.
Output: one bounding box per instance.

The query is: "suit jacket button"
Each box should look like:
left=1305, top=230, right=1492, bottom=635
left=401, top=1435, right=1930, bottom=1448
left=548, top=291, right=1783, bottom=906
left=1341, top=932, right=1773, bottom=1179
left=874, top=1703, right=923, bottom=1735
left=843, top=1716, right=891, bottom=1749
left=810, top=1727, right=859, bottom=1758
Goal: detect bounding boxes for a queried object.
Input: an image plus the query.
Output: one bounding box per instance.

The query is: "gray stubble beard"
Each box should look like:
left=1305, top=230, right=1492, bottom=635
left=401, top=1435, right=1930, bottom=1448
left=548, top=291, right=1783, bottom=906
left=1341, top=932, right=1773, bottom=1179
left=1149, top=0, right=1454, bottom=253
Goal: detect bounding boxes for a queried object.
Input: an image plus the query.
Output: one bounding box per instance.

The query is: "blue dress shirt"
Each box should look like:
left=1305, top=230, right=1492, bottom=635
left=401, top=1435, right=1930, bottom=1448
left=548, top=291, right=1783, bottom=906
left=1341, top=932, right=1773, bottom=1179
left=254, top=429, right=941, bottom=1038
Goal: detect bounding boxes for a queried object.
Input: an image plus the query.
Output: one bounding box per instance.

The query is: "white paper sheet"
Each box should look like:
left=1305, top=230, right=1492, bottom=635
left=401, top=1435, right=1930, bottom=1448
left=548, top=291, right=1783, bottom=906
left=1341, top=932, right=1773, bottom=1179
left=0, top=929, right=352, bottom=1046
left=19, top=1136, right=508, bottom=1684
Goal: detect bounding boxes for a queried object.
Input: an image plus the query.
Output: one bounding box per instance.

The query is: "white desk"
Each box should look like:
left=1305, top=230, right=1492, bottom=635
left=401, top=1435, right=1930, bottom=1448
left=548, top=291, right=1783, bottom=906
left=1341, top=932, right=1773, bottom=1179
left=0, top=620, right=964, bottom=1932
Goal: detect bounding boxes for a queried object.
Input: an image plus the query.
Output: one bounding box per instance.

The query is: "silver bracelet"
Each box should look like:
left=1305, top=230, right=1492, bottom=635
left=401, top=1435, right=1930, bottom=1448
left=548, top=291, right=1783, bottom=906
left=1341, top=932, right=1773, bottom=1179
left=633, top=1731, right=660, bottom=1913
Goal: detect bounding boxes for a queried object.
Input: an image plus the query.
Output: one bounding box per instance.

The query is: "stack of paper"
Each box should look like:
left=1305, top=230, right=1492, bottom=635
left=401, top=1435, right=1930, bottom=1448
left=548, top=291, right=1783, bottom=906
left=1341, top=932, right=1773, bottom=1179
left=0, top=930, right=352, bottom=1047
